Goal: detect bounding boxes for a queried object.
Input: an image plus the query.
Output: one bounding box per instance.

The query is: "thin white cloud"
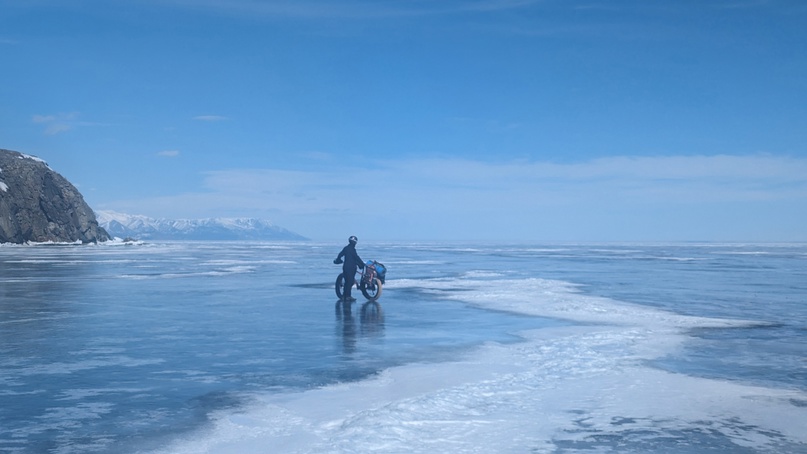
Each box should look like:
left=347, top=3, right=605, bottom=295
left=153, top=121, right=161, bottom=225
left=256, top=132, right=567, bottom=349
left=157, top=150, right=181, bottom=157
left=461, top=0, right=539, bottom=13
left=44, top=123, right=72, bottom=135
left=153, top=0, right=540, bottom=19
left=193, top=115, right=228, bottom=122
left=110, top=154, right=807, bottom=233
left=407, top=155, right=807, bottom=183
left=32, top=112, right=80, bottom=135
left=32, top=114, right=57, bottom=123
left=300, top=151, right=333, bottom=161
left=715, top=0, right=774, bottom=10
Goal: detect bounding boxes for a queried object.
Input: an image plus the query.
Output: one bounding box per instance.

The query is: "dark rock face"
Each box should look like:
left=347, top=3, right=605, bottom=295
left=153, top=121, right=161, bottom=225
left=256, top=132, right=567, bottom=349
left=0, top=149, right=109, bottom=244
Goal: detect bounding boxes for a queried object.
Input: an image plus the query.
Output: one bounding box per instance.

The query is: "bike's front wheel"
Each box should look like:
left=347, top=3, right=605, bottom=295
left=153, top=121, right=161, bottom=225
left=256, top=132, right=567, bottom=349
left=361, top=278, right=383, bottom=301
left=335, top=273, right=346, bottom=299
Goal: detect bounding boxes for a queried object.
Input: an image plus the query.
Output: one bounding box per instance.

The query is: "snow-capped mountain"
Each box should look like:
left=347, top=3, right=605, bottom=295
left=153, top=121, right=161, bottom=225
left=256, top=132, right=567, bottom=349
left=96, top=211, right=308, bottom=241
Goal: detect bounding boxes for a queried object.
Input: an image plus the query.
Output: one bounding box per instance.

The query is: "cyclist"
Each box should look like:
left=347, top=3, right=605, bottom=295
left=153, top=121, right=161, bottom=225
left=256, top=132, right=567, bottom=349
left=333, top=235, right=364, bottom=301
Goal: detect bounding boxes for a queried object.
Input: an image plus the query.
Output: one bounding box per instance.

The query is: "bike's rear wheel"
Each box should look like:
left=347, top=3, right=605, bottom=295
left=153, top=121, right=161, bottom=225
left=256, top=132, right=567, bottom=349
left=361, top=278, right=383, bottom=301
left=335, top=273, right=346, bottom=299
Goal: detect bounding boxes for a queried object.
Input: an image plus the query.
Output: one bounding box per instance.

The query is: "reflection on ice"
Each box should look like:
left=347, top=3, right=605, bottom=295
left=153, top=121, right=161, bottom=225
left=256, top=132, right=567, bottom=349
left=335, top=301, right=385, bottom=355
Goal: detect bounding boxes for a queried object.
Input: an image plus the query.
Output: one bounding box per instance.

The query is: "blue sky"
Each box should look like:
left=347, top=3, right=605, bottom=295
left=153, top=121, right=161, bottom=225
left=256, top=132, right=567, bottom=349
left=1, top=0, right=806, bottom=241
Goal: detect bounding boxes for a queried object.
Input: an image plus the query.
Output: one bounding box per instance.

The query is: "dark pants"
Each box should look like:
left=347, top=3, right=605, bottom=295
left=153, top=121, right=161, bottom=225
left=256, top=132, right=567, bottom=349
left=343, top=268, right=356, bottom=297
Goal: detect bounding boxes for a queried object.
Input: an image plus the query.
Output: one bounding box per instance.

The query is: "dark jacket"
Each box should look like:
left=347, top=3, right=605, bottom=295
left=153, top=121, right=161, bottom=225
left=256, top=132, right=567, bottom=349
left=335, top=243, right=364, bottom=273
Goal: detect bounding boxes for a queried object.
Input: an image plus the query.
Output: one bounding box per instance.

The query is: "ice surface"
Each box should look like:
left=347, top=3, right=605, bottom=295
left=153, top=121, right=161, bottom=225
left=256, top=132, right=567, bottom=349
left=152, top=276, right=807, bottom=454
left=3, top=242, right=802, bottom=453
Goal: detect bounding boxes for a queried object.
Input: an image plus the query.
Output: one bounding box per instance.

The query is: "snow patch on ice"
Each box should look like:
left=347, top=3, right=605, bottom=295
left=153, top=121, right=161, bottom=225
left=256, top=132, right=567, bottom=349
left=155, top=325, right=807, bottom=453
left=387, top=277, right=753, bottom=329
left=152, top=276, right=807, bottom=454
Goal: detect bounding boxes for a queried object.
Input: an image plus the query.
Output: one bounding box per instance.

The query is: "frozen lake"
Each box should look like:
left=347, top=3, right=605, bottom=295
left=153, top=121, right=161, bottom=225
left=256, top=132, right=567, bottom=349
left=1, top=241, right=805, bottom=453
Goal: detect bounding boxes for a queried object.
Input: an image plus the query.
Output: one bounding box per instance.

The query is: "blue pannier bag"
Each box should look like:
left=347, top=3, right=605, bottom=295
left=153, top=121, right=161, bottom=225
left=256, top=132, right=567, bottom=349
left=366, top=260, right=387, bottom=284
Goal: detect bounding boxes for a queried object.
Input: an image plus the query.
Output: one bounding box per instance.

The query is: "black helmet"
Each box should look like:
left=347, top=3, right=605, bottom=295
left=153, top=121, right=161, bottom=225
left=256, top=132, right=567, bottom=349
left=349, top=235, right=358, bottom=244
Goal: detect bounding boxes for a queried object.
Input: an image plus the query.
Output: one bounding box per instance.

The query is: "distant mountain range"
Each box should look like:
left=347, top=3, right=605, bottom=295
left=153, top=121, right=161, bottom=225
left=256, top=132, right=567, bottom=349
left=96, top=211, right=308, bottom=241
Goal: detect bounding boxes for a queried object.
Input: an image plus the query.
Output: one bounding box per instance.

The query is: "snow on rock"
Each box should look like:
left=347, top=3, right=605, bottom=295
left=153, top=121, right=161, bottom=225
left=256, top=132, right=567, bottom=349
left=20, top=153, right=49, bottom=166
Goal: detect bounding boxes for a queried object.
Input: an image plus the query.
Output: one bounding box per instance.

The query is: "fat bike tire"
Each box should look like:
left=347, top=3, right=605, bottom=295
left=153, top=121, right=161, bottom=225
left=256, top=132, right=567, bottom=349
left=335, top=273, right=346, bottom=299
left=361, top=278, right=383, bottom=301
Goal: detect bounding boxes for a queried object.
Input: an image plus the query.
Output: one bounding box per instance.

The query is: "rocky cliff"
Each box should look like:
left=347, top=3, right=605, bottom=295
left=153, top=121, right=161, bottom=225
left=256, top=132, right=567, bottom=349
left=0, top=149, right=109, bottom=244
